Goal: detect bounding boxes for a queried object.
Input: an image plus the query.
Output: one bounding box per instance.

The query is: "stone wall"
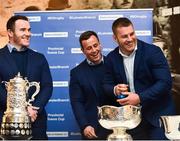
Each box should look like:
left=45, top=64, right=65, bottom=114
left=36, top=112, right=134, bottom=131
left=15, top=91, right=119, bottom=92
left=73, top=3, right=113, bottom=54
left=0, top=0, right=49, bottom=48
left=0, top=0, right=154, bottom=48
left=0, top=0, right=86, bottom=48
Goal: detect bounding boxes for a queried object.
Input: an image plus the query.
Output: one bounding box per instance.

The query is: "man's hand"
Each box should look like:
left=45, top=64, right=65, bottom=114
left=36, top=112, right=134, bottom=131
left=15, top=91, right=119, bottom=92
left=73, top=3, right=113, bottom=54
left=114, top=84, right=128, bottom=95
left=83, top=126, right=98, bottom=139
left=27, top=106, right=39, bottom=122
left=117, top=92, right=140, bottom=106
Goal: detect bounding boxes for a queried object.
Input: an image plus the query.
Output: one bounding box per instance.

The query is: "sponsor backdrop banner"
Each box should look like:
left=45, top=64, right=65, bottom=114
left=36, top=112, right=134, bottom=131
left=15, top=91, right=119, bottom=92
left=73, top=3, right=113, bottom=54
left=15, top=9, right=153, bottom=140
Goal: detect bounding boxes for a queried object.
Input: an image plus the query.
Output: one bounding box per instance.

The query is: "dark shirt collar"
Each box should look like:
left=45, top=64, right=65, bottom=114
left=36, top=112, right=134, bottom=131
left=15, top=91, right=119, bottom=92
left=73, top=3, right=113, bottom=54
left=86, top=56, right=104, bottom=66
left=7, top=43, right=27, bottom=53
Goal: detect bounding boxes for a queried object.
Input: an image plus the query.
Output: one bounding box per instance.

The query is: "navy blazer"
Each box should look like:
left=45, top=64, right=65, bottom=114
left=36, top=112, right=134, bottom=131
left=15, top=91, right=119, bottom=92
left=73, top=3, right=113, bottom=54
left=103, top=39, right=175, bottom=127
left=0, top=46, right=53, bottom=127
left=69, top=58, right=116, bottom=132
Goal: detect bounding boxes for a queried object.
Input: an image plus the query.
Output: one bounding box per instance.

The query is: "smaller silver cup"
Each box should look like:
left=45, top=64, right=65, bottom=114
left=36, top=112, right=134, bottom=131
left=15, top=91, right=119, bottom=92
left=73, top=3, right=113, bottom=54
left=98, top=105, right=141, bottom=141
left=160, top=115, right=180, bottom=140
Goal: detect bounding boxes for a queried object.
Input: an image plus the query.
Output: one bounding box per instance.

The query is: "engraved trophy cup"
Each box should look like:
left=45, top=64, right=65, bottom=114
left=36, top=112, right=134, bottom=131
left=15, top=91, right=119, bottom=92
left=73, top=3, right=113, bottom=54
left=0, top=73, right=40, bottom=140
left=160, top=115, right=180, bottom=140
left=98, top=105, right=141, bottom=141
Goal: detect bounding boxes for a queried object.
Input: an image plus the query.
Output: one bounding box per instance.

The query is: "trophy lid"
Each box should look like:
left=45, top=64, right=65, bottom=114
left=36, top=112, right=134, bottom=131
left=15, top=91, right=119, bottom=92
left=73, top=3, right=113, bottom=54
left=9, top=72, right=26, bottom=83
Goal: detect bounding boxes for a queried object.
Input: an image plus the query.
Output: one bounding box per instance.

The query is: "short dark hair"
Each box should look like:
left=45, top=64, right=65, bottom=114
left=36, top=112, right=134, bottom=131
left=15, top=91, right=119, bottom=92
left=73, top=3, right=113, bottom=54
left=6, top=15, right=29, bottom=31
left=79, top=31, right=99, bottom=49
left=112, top=17, right=133, bottom=34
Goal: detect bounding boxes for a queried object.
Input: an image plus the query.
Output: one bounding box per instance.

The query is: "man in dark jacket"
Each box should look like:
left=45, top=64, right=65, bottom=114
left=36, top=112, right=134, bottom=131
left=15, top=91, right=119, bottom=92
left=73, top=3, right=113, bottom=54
left=0, top=15, right=53, bottom=140
left=103, top=17, right=175, bottom=140
left=69, top=31, right=115, bottom=140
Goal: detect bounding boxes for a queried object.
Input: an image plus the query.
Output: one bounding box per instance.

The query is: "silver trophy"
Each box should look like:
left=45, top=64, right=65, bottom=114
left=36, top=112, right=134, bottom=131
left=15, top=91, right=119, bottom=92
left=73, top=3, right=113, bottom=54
left=0, top=73, right=40, bottom=140
left=98, top=105, right=141, bottom=141
left=160, top=115, right=180, bottom=140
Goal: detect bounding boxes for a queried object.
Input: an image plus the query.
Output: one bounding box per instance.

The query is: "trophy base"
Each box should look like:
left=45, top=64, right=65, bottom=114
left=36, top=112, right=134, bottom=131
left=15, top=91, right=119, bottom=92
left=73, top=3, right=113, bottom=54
left=107, top=128, right=132, bottom=141
left=0, top=121, right=32, bottom=140
left=108, top=133, right=132, bottom=141
left=0, top=114, right=32, bottom=140
left=0, top=135, right=32, bottom=140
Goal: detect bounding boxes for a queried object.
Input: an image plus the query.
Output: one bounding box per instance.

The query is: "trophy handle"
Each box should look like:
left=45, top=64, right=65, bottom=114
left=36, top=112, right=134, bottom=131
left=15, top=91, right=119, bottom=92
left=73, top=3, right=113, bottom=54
left=1, top=81, right=8, bottom=88
left=27, top=82, right=40, bottom=106
left=160, top=116, right=171, bottom=134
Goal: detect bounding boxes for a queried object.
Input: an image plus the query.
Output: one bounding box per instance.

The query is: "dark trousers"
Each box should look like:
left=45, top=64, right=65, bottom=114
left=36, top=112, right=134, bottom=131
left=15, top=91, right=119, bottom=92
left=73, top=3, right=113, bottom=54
left=30, top=113, right=48, bottom=140
left=31, top=127, right=48, bottom=140
left=127, top=119, right=167, bottom=140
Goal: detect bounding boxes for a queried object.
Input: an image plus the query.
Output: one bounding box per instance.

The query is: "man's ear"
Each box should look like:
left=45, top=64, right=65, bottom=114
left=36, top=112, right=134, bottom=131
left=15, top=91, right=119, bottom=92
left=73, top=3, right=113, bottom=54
left=7, top=29, right=13, bottom=38
left=113, top=34, right=117, bottom=43
left=81, top=47, right=84, bottom=53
